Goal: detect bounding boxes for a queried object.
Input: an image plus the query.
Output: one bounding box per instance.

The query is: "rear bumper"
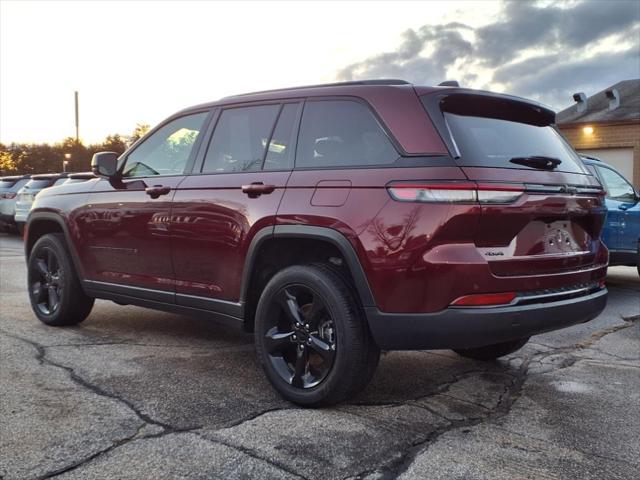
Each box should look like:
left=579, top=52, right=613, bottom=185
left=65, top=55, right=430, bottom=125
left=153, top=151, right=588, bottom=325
left=365, top=287, right=607, bottom=350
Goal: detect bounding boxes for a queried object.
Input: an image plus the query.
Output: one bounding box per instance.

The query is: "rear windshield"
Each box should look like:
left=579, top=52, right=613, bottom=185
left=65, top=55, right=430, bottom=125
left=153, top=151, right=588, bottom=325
left=444, top=112, right=585, bottom=173
left=423, top=93, right=586, bottom=174
left=0, top=180, right=17, bottom=188
left=25, top=179, right=55, bottom=189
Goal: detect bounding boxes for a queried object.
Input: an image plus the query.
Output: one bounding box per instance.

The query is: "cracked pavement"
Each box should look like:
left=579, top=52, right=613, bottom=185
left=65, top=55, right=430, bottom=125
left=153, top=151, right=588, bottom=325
left=1, top=234, right=638, bottom=479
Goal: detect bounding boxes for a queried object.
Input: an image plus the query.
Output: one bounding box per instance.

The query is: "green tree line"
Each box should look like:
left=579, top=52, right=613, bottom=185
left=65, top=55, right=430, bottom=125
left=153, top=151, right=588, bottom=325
left=0, top=124, right=150, bottom=175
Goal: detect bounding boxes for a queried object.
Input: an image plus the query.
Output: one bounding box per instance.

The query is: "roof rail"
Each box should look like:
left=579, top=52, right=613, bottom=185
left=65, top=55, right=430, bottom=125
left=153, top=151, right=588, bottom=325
left=580, top=154, right=602, bottom=162
left=222, top=79, right=410, bottom=99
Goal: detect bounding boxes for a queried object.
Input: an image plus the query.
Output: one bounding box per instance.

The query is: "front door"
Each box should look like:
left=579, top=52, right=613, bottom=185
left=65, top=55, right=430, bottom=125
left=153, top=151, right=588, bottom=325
left=81, top=111, right=210, bottom=296
left=171, top=102, right=301, bottom=309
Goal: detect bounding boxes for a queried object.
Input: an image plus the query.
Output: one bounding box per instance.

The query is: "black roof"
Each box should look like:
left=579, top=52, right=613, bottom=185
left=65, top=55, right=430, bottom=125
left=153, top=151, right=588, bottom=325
left=557, top=79, right=640, bottom=124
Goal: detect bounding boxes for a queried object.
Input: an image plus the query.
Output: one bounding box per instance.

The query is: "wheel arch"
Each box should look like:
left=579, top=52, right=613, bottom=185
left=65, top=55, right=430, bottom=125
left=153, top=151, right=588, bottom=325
left=240, top=225, right=376, bottom=330
left=26, top=212, right=86, bottom=280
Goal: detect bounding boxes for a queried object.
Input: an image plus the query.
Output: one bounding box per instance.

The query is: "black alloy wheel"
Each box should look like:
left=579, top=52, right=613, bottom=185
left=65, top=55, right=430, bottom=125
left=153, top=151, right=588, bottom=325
left=264, top=285, right=337, bottom=389
left=255, top=264, right=380, bottom=406
left=30, top=246, right=63, bottom=316
left=27, top=233, right=94, bottom=326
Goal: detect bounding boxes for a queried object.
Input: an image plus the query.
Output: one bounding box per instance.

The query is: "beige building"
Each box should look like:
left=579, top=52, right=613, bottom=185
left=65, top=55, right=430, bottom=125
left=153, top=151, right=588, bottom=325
left=557, top=79, right=640, bottom=187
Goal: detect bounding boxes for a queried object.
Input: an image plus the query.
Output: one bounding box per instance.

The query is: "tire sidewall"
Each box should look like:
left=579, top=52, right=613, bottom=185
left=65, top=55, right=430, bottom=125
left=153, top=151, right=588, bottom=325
left=255, top=265, right=363, bottom=406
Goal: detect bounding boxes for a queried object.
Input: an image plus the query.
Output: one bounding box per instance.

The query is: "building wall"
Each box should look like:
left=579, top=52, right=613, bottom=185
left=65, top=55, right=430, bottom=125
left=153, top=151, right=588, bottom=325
left=558, top=121, right=640, bottom=187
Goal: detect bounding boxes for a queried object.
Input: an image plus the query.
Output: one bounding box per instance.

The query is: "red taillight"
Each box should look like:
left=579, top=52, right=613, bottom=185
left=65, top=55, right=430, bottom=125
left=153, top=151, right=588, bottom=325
left=3, top=192, right=17, bottom=199
left=451, top=292, right=517, bottom=307
left=598, top=279, right=606, bottom=289
left=387, top=182, right=524, bottom=204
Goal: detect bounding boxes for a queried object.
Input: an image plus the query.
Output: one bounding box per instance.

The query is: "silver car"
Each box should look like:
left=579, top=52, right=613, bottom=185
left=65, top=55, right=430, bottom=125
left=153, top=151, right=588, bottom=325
left=0, top=175, right=31, bottom=232
left=14, top=174, right=68, bottom=233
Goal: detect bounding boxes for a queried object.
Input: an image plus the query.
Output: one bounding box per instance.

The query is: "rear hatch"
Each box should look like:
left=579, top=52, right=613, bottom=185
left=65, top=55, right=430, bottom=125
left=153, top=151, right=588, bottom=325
left=421, top=91, right=606, bottom=276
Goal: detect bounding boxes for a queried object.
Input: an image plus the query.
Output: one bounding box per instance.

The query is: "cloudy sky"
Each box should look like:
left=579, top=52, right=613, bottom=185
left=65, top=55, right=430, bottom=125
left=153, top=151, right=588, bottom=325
left=1, top=0, right=638, bottom=144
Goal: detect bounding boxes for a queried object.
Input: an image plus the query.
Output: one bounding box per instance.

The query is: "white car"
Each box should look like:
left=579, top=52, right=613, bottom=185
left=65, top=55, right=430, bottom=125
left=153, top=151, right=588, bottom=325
left=0, top=175, right=31, bottom=232
left=14, top=174, right=68, bottom=233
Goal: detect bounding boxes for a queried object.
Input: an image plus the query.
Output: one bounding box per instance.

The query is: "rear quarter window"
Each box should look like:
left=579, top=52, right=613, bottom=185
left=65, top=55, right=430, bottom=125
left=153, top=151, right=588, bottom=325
left=295, top=100, right=398, bottom=169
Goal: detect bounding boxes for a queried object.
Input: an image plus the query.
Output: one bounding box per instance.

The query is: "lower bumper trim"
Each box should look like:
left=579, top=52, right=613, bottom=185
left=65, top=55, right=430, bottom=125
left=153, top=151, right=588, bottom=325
left=365, top=288, right=608, bottom=350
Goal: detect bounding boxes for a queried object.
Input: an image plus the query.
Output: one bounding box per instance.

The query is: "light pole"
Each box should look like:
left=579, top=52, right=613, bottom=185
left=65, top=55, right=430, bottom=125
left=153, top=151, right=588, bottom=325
left=63, top=153, right=71, bottom=172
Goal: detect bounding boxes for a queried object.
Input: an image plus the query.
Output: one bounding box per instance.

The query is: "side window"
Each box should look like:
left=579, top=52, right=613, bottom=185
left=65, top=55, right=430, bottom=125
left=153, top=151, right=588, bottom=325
left=596, top=166, right=636, bottom=201
left=296, top=100, right=398, bottom=169
left=264, top=103, right=300, bottom=171
left=202, top=105, right=280, bottom=173
left=123, top=112, right=208, bottom=178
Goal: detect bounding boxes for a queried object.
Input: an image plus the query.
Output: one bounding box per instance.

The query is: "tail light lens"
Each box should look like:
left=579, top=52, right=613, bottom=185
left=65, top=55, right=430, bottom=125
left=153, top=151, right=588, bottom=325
left=0, top=192, right=17, bottom=199
left=387, top=182, right=524, bottom=204
left=451, top=292, right=517, bottom=307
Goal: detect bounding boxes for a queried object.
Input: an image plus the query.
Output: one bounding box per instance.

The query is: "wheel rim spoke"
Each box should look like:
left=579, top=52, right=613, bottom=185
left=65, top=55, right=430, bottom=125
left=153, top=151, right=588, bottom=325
left=264, top=327, right=295, bottom=354
left=35, top=259, right=49, bottom=277
left=304, top=295, right=326, bottom=326
left=47, top=249, right=57, bottom=272
left=276, top=288, right=304, bottom=326
left=308, top=334, right=335, bottom=363
left=291, top=347, right=308, bottom=388
left=32, top=281, right=45, bottom=302
left=48, top=286, right=60, bottom=312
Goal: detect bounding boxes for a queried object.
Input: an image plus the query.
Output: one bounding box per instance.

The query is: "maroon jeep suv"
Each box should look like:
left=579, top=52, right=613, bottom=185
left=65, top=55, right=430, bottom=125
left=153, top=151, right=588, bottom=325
left=25, top=80, right=608, bottom=405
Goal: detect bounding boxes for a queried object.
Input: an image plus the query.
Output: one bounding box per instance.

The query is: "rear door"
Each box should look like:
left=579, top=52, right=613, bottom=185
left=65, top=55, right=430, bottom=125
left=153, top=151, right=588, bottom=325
left=422, top=92, right=606, bottom=276
left=170, top=101, right=301, bottom=308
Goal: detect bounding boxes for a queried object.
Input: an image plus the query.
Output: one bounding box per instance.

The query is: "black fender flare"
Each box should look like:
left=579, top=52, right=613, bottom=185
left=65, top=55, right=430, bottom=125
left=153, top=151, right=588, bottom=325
left=26, top=212, right=87, bottom=281
left=240, top=225, right=376, bottom=308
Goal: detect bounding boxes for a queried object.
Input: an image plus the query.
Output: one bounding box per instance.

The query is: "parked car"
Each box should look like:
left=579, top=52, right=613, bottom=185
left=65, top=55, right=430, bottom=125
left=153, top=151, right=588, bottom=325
left=24, top=80, right=608, bottom=405
left=14, top=173, right=68, bottom=233
left=0, top=174, right=31, bottom=232
left=581, top=155, right=640, bottom=275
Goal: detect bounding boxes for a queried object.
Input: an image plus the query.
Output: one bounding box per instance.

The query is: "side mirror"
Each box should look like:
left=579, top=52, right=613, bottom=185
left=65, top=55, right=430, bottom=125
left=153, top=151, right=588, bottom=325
left=91, top=152, right=119, bottom=179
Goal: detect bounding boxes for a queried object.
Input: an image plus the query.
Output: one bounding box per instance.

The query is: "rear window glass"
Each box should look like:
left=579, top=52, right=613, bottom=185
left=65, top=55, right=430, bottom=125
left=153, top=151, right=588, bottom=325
left=25, top=179, right=55, bottom=189
left=0, top=180, right=17, bottom=188
left=53, top=178, right=68, bottom=186
left=443, top=112, right=585, bottom=173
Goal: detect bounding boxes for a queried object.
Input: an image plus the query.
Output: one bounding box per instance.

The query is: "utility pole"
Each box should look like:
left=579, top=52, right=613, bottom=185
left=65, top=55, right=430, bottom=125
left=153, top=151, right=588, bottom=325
left=74, top=91, right=79, bottom=144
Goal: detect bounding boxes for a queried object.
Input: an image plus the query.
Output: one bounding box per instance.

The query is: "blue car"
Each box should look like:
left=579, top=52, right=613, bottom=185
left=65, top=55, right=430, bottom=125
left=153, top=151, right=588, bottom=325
left=581, top=156, right=640, bottom=276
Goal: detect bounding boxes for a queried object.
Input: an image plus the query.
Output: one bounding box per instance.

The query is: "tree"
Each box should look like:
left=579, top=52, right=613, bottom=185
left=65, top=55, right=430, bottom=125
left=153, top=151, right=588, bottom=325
left=129, top=123, right=150, bottom=144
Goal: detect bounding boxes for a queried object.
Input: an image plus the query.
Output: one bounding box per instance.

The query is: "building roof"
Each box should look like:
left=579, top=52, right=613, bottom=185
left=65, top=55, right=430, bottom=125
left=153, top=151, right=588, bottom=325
left=557, top=79, right=640, bottom=125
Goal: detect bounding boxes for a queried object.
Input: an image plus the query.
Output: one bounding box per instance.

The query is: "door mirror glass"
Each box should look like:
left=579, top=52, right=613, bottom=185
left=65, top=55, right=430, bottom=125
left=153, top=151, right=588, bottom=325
left=91, top=152, right=119, bottom=178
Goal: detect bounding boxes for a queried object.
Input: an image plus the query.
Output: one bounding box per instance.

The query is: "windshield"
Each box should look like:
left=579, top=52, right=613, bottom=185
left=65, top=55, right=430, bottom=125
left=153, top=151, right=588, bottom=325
left=444, top=112, right=585, bottom=173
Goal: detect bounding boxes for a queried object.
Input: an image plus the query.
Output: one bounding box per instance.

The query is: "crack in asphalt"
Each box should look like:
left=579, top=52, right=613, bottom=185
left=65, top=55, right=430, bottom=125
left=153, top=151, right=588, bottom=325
left=345, top=317, right=639, bottom=480
left=191, top=432, right=309, bottom=480
left=1, top=329, right=305, bottom=479
left=2, top=313, right=637, bottom=480
left=491, top=425, right=640, bottom=468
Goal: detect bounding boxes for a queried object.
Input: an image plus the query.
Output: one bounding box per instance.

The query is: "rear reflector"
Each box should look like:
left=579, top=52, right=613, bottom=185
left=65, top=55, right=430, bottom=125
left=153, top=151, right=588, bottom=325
left=451, top=292, right=517, bottom=307
left=387, top=182, right=524, bottom=204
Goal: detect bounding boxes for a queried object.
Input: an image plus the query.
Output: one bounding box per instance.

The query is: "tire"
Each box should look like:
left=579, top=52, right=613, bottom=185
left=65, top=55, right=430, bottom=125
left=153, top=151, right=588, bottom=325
left=453, top=337, right=529, bottom=361
left=636, top=242, right=639, bottom=278
left=255, top=264, right=380, bottom=406
left=27, top=233, right=94, bottom=326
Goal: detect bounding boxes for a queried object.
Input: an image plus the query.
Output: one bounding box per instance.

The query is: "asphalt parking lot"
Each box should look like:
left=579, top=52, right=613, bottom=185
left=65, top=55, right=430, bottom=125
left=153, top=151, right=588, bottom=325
left=1, top=233, right=638, bottom=480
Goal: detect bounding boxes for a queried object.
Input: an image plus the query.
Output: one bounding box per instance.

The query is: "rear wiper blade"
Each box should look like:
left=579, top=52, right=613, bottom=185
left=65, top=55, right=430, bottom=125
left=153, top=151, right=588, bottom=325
left=509, top=156, right=562, bottom=170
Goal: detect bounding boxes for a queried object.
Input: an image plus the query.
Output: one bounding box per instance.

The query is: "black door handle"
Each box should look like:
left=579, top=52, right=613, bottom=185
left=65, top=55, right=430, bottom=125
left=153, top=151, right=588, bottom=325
left=242, top=182, right=276, bottom=198
left=145, top=185, right=171, bottom=199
